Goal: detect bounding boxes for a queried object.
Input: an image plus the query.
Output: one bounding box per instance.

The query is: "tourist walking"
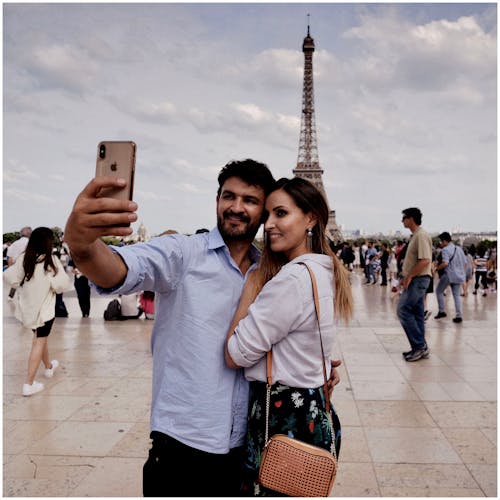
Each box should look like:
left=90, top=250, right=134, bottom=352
left=68, top=259, right=91, bottom=317
left=3, top=227, right=71, bottom=395
left=434, top=232, right=467, bottom=323
left=462, top=248, right=474, bottom=296
left=397, top=208, right=433, bottom=362
left=379, top=243, right=390, bottom=286
left=473, top=248, right=489, bottom=296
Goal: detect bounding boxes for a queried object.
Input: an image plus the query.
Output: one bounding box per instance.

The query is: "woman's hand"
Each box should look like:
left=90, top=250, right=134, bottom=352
left=327, top=359, right=342, bottom=395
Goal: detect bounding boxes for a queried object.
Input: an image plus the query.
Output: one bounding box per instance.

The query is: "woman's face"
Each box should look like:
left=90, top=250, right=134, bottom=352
left=264, top=189, right=315, bottom=261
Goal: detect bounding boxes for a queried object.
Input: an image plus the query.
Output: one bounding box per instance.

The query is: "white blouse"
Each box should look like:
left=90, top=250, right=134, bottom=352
left=227, top=254, right=336, bottom=388
left=3, top=254, right=71, bottom=329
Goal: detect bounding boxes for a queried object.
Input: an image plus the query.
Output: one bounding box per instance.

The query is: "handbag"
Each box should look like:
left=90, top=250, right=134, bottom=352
left=258, top=262, right=338, bottom=497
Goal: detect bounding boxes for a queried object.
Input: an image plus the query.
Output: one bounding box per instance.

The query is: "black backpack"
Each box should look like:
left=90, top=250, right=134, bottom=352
left=103, top=299, right=121, bottom=321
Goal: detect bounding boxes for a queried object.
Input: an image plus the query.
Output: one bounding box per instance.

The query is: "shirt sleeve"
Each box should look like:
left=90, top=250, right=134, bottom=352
left=50, top=257, right=72, bottom=293
left=441, top=245, right=452, bottom=264
left=93, top=235, right=186, bottom=295
left=2, top=258, right=24, bottom=287
left=416, top=233, right=433, bottom=261
left=227, top=267, right=304, bottom=368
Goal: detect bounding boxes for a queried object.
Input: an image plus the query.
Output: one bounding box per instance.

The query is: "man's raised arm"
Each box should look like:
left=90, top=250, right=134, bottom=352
left=64, top=176, right=138, bottom=289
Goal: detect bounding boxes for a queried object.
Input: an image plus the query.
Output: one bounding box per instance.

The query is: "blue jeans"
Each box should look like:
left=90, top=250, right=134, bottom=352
left=397, top=276, right=431, bottom=351
left=436, top=274, right=463, bottom=318
left=366, top=263, right=377, bottom=283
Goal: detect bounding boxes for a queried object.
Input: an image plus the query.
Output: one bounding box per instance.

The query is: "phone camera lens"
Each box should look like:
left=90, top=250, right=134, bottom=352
left=99, top=144, right=106, bottom=159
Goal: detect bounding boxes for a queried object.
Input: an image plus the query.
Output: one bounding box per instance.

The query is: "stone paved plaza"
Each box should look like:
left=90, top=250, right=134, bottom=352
left=3, top=269, right=497, bottom=497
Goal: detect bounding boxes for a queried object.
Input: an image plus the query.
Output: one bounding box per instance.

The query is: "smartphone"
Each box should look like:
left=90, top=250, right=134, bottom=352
left=95, top=141, right=136, bottom=201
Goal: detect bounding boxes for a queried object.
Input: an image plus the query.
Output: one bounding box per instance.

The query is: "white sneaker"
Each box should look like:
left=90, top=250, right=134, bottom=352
left=22, top=380, right=44, bottom=396
left=44, top=360, right=59, bottom=378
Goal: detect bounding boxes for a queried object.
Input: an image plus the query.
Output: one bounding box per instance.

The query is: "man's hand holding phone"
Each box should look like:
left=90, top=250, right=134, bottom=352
left=63, top=141, right=138, bottom=289
left=65, top=176, right=138, bottom=252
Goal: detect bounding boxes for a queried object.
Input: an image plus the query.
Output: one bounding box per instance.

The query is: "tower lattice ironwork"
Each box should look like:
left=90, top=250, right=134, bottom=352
left=293, top=23, right=343, bottom=244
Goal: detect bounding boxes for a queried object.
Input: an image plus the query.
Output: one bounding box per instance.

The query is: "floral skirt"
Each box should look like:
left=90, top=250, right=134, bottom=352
left=241, top=381, right=341, bottom=496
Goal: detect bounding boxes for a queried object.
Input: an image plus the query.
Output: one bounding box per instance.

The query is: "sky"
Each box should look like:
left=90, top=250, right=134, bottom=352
left=3, top=2, right=498, bottom=238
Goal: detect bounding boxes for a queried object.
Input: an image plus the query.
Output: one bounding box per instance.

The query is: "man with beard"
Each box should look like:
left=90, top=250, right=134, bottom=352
left=64, top=159, right=276, bottom=496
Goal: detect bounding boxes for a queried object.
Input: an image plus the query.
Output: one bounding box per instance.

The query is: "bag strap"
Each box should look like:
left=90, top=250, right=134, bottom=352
left=301, top=262, right=331, bottom=414
left=264, top=262, right=335, bottom=458
left=448, top=246, right=457, bottom=264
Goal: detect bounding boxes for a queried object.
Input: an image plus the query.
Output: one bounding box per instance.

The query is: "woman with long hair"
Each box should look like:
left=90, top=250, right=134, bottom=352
left=4, top=227, right=71, bottom=396
left=225, top=177, right=353, bottom=495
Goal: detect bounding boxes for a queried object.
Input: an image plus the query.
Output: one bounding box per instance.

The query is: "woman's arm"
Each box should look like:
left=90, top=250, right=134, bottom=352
left=50, top=257, right=72, bottom=293
left=225, top=271, right=260, bottom=369
left=3, top=258, right=24, bottom=288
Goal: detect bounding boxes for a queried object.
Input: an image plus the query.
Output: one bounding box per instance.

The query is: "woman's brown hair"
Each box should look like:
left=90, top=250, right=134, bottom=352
left=21, top=227, right=58, bottom=285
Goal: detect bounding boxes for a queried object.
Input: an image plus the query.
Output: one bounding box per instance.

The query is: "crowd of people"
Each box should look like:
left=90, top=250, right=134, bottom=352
left=336, top=236, right=497, bottom=305
left=2, top=157, right=497, bottom=497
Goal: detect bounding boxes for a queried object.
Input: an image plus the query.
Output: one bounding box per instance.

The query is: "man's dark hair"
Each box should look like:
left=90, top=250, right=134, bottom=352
left=438, top=231, right=452, bottom=242
left=402, top=207, right=423, bottom=225
left=217, top=159, right=275, bottom=197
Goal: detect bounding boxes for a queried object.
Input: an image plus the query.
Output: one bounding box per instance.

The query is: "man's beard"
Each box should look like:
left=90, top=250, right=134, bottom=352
left=217, top=212, right=260, bottom=242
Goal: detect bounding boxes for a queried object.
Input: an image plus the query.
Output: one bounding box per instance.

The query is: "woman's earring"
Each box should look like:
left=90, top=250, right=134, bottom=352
left=307, top=228, right=313, bottom=251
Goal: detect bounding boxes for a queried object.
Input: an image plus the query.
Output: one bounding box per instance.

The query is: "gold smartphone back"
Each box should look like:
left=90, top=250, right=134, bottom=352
left=95, top=141, right=136, bottom=201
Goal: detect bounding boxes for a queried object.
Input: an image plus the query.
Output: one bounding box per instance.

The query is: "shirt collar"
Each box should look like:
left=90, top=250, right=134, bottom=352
left=207, top=227, right=226, bottom=250
left=208, top=226, right=260, bottom=263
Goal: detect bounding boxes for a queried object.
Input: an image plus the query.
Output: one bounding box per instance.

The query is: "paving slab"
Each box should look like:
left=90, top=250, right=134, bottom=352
left=3, top=269, right=497, bottom=497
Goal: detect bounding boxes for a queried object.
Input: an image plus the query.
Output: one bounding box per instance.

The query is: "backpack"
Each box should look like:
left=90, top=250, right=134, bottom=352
left=103, top=298, right=121, bottom=321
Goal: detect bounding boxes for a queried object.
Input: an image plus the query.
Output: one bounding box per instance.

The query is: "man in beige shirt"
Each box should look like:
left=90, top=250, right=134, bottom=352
left=397, top=207, right=433, bottom=362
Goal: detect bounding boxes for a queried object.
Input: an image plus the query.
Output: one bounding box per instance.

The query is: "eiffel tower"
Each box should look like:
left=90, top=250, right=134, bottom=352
left=293, top=21, right=343, bottom=244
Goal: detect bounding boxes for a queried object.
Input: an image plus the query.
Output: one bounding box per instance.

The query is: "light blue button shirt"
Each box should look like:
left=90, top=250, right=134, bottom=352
left=94, top=228, right=258, bottom=453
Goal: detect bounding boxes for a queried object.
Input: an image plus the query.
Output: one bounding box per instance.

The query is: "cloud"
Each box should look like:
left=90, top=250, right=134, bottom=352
left=4, top=188, right=56, bottom=204
left=276, top=113, right=300, bottom=134
left=130, top=101, right=178, bottom=124
left=3, top=93, right=44, bottom=114
left=184, top=102, right=298, bottom=144
left=232, top=103, right=270, bottom=124
left=169, top=160, right=221, bottom=183
left=4, top=162, right=40, bottom=183
left=342, top=13, right=496, bottom=96
left=173, top=182, right=204, bottom=194
left=135, top=189, right=172, bottom=202
left=49, top=174, right=65, bottom=183
left=186, top=107, right=224, bottom=133
left=226, top=49, right=302, bottom=89
left=25, top=43, right=101, bottom=95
